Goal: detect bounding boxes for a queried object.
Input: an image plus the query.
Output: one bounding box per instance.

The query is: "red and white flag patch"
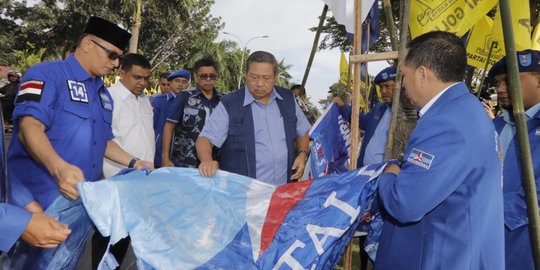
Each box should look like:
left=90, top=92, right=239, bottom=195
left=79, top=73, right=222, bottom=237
left=16, top=80, right=45, bottom=103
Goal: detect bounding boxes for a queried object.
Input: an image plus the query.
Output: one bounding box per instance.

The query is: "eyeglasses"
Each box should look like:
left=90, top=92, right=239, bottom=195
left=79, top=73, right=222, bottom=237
left=91, top=40, right=124, bottom=62
left=197, top=73, right=218, bottom=81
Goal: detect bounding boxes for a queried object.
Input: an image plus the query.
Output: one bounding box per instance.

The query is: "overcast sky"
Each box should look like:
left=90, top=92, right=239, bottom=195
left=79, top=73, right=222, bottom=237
left=211, top=0, right=389, bottom=107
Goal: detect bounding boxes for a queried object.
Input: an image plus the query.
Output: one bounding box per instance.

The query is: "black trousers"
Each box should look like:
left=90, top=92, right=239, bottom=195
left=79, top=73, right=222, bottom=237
left=91, top=230, right=130, bottom=270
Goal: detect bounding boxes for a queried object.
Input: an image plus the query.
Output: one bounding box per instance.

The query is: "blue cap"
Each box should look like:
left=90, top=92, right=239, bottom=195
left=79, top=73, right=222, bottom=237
left=488, top=49, right=540, bottom=79
left=167, top=69, right=191, bottom=81
left=373, top=66, right=397, bottom=85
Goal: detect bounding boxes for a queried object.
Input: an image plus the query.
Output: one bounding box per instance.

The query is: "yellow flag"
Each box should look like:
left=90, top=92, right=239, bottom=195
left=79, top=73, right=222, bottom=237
left=533, top=21, right=540, bottom=50
left=491, top=1, right=532, bottom=52
left=466, top=16, right=505, bottom=69
left=339, top=52, right=348, bottom=85
left=409, top=0, right=497, bottom=38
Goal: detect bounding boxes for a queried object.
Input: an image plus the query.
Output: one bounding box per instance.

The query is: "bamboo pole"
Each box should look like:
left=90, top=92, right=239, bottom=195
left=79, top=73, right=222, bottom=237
left=343, top=0, right=363, bottom=268
left=350, top=51, right=399, bottom=63
left=499, top=0, right=540, bottom=268
left=300, top=5, right=328, bottom=97
left=476, top=41, right=497, bottom=98
left=363, top=20, right=371, bottom=111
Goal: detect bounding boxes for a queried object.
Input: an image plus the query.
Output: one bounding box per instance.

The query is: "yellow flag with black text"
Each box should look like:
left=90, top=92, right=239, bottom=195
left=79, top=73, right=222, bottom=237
left=466, top=16, right=505, bottom=69
left=340, top=52, right=348, bottom=85
left=533, top=21, right=540, bottom=50
left=409, top=0, right=497, bottom=38
left=491, top=1, right=532, bottom=51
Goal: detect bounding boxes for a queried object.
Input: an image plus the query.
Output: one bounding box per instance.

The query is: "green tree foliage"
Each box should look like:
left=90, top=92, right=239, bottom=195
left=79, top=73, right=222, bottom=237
left=0, top=0, right=222, bottom=73
left=276, top=59, right=293, bottom=88
left=186, top=39, right=243, bottom=92
left=319, top=81, right=350, bottom=108
left=0, top=0, right=297, bottom=94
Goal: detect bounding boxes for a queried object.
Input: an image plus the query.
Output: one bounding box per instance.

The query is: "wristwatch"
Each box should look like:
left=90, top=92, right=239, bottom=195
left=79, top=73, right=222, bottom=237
left=128, top=158, right=140, bottom=168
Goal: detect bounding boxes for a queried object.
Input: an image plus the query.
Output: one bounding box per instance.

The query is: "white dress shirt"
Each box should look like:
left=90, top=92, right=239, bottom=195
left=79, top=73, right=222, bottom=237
left=103, top=81, right=155, bottom=178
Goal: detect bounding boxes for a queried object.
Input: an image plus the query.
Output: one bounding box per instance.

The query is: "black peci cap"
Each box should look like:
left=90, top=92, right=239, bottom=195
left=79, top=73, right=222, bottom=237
left=84, top=16, right=131, bottom=50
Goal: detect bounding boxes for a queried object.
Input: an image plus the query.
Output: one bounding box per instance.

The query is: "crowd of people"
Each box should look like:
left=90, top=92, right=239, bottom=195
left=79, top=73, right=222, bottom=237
left=0, top=16, right=539, bottom=270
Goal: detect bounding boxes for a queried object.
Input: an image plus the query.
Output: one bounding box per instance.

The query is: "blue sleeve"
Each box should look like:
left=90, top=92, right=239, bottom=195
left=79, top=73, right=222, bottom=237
left=358, top=110, right=370, bottom=131
left=339, top=104, right=352, bottom=123
left=378, top=122, right=468, bottom=223
left=9, top=174, right=34, bottom=208
left=151, top=97, right=161, bottom=132
left=339, top=103, right=369, bottom=130
left=0, top=203, right=32, bottom=252
left=12, top=64, right=60, bottom=128
left=166, top=93, right=185, bottom=124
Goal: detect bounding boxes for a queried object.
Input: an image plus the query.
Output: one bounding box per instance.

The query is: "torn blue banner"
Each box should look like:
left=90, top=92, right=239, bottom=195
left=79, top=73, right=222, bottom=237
left=309, top=103, right=351, bottom=178
left=3, top=196, right=93, bottom=269
left=78, top=165, right=386, bottom=270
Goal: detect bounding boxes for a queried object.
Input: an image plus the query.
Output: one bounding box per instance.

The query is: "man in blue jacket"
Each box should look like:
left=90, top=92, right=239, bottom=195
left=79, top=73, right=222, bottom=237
left=334, top=66, right=396, bottom=168
left=376, top=31, right=504, bottom=269
left=488, top=49, right=540, bottom=270
left=151, top=69, right=190, bottom=167
left=7, top=16, right=153, bottom=212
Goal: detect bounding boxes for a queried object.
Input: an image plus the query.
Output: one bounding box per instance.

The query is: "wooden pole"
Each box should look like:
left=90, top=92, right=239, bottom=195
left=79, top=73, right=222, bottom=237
left=364, top=21, right=371, bottom=111
left=350, top=51, right=399, bottom=63
left=476, top=41, right=497, bottom=98
left=499, top=0, right=540, bottom=268
left=343, top=0, right=363, bottom=268
left=300, top=5, right=328, bottom=97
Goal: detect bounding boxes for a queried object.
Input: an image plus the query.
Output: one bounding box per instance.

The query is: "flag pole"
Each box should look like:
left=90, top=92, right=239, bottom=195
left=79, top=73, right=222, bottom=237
left=364, top=20, right=371, bottom=111
left=343, top=0, right=363, bottom=268
left=499, top=0, right=540, bottom=268
left=476, top=41, right=497, bottom=98
left=300, top=4, right=328, bottom=97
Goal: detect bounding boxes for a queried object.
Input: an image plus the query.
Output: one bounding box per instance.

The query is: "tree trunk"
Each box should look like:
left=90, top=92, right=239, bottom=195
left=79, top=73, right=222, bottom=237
left=384, top=0, right=416, bottom=162
left=128, top=1, right=142, bottom=53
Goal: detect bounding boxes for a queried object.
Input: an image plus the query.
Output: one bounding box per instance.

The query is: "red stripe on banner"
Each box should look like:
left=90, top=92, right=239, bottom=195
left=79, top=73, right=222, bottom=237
left=259, top=180, right=312, bottom=254
left=20, top=81, right=44, bottom=91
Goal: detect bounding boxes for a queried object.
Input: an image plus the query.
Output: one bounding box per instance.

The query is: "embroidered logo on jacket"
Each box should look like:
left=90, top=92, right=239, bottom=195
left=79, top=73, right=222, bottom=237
left=67, top=80, right=89, bottom=103
left=407, top=148, right=435, bottom=169
left=99, top=91, right=113, bottom=111
left=16, top=80, right=45, bottom=103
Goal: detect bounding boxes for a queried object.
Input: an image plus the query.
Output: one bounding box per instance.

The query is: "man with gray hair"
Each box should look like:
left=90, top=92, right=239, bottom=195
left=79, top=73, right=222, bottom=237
left=196, top=51, right=311, bottom=185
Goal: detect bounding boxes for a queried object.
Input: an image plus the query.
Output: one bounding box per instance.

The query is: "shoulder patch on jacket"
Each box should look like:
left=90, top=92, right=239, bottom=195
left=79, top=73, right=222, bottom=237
left=407, top=148, right=435, bottom=169
left=16, top=80, right=45, bottom=103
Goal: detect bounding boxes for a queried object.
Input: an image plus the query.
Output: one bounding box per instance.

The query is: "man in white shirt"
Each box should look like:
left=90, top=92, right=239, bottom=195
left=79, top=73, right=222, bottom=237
left=102, top=53, right=155, bottom=178
left=94, top=53, right=154, bottom=268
